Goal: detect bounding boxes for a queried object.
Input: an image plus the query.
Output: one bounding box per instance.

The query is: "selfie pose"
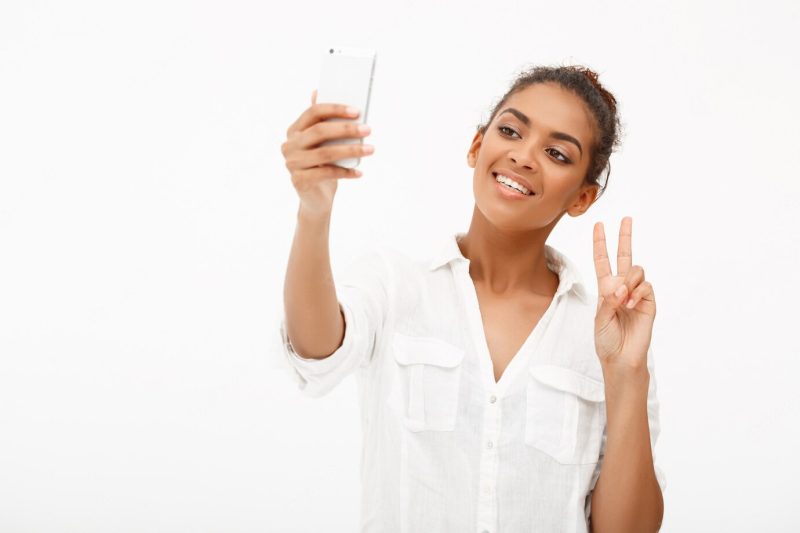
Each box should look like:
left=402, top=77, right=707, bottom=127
left=277, top=64, right=666, bottom=532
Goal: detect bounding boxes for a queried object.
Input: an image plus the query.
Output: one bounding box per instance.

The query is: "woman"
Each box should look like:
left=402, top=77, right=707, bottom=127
left=277, top=65, right=666, bottom=532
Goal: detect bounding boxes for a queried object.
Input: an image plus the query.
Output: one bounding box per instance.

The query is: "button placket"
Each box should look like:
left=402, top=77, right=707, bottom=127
left=477, top=388, right=501, bottom=532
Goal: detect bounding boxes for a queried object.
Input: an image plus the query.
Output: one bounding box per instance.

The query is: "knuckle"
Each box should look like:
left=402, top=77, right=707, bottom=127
left=315, top=123, right=328, bottom=141
left=633, top=281, right=650, bottom=295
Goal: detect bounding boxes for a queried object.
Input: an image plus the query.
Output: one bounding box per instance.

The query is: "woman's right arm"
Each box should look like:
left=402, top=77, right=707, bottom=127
left=283, top=208, right=342, bottom=359
left=281, top=90, right=374, bottom=359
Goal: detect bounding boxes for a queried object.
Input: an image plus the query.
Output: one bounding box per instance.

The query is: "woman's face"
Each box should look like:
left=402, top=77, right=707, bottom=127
left=467, top=82, right=600, bottom=232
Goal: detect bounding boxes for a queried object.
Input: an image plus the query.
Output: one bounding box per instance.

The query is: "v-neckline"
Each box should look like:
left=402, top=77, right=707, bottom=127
left=451, top=260, right=563, bottom=395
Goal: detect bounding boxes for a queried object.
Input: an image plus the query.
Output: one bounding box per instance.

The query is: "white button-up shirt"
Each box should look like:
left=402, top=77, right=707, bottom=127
left=273, top=232, right=666, bottom=532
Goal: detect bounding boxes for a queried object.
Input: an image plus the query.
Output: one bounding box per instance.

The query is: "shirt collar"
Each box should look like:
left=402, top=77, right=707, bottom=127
left=427, top=232, right=591, bottom=304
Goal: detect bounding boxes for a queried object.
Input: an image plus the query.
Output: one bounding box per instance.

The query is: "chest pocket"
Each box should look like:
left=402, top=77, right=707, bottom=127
left=387, top=332, right=466, bottom=432
left=525, top=364, right=606, bottom=465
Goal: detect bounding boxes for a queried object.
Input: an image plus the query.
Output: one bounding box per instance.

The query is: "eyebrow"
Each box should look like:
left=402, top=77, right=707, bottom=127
left=498, top=108, right=583, bottom=158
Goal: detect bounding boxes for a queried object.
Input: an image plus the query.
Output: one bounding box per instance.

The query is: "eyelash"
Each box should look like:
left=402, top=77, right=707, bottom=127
left=497, top=125, right=571, bottom=164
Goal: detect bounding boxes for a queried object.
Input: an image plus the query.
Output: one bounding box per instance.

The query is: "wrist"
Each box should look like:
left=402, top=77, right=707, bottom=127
left=297, top=204, right=333, bottom=224
left=602, top=362, right=650, bottom=396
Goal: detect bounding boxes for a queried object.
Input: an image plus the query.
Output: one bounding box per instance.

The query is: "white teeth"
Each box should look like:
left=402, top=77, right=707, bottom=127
left=494, top=173, right=532, bottom=195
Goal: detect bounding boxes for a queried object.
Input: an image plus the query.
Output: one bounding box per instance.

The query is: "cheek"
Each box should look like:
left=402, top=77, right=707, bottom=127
left=543, top=171, right=585, bottom=202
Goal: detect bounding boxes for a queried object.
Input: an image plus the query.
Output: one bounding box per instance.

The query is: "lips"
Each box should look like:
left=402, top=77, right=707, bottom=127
left=492, top=169, right=536, bottom=196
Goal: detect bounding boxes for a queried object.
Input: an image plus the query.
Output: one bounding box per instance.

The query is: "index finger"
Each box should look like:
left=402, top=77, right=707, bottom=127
left=287, top=100, right=360, bottom=137
left=593, top=221, right=612, bottom=282
left=617, top=216, right=632, bottom=277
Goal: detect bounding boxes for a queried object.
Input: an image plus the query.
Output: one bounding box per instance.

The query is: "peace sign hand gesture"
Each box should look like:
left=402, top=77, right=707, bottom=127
left=593, top=217, right=656, bottom=371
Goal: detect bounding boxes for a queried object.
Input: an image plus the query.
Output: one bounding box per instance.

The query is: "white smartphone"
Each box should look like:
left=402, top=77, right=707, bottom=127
left=316, top=46, right=376, bottom=169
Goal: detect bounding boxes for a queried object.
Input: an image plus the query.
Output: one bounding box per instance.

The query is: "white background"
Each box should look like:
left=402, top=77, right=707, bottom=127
left=1, top=0, right=798, bottom=531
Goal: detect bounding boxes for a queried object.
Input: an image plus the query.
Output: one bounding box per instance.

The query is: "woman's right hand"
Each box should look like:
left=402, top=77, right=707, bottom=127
left=281, top=89, right=374, bottom=217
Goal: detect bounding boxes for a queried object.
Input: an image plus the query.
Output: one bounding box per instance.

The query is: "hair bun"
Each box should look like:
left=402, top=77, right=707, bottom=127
left=573, top=66, right=617, bottom=115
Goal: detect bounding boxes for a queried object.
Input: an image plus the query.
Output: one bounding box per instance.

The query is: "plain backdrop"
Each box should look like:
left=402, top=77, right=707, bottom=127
left=1, top=0, right=798, bottom=531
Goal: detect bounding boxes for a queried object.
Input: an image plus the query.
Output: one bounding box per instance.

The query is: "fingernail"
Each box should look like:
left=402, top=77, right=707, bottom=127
left=346, top=106, right=360, bottom=116
left=626, top=298, right=635, bottom=308
left=615, top=285, right=626, bottom=298
left=358, top=124, right=371, bottom=134
left=362, top=144, right=374, bottom=154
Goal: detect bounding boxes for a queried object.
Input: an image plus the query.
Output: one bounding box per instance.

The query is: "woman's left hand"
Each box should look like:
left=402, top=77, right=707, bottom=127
left=593, top=217, right=656, bottom=371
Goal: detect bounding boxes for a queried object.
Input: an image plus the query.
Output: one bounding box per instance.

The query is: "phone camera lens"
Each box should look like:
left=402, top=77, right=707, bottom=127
left=329, top=48, right=334, bottom=54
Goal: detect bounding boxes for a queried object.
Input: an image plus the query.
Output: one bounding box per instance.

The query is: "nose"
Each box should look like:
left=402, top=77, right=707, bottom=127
left=509, top=143, right=539, bottom=172
left=510, top=154, right=536, bottom=172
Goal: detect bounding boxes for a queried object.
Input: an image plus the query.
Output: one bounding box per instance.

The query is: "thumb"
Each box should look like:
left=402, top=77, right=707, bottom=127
left=596, top=284, right=627, bottom=327
left=312, top=89, right=317, bottom=104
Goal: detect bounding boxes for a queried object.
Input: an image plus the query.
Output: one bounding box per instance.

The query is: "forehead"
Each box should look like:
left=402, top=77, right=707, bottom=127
left=502, top=82, right=595, bottom=142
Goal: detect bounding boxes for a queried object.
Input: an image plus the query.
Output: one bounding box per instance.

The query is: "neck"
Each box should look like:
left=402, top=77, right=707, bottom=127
left=457, top=205, right=562, bottom=297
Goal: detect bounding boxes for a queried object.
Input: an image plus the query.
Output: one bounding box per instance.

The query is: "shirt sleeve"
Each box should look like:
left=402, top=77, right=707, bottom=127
left=270, top=246, right=391, bottom=398
left=585, top=344, right=667, bottom=521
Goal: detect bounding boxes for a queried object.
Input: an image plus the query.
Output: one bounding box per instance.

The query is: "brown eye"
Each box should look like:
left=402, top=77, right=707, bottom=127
left=498, top=125, right=571, bottom=164
left=546, top=148, right=570, bottom=164
left=497, top=125, right=519, bottom=138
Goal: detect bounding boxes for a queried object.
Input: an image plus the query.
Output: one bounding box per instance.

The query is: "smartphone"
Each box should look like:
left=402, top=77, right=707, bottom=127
left=316, top=46, right=376, bottom=169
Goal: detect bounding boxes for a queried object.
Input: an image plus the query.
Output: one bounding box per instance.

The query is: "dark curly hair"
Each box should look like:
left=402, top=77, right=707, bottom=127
left=476, top=64, right=622, bottom=200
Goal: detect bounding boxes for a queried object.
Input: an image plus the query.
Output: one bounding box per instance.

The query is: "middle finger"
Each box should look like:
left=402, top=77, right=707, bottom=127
left=306, top=142, right=375, bottom=168
left=299, top=120, right=372, bottom=150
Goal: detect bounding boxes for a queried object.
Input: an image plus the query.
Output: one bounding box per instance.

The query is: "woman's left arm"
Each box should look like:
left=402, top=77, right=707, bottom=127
left=588, top=217, right=664, bottom=533
left=590, top=364, right=663, bottom=533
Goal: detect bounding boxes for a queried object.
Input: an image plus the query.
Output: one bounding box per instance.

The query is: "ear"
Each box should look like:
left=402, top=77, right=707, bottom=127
left=466, top=130, right=484, bottom=168
left=565, top=183, right=600, bottom=217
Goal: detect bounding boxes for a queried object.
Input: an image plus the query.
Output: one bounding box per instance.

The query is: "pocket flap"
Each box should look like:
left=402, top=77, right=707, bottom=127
left=528, top=365, right=605, bottom=402
left=392, top=332, right=465, bottom=368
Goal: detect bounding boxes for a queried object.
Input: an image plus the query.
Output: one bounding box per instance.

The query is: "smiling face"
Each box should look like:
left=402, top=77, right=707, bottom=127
left=467, top=82, right=601, bottom=232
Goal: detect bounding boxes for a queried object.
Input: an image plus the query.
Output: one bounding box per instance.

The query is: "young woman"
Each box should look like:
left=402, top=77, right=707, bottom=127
left=277, top=65, right=665, bottom=532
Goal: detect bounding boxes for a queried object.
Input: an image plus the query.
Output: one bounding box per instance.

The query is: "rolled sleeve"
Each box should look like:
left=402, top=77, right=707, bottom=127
left=271, top=247, right=391, bottom=398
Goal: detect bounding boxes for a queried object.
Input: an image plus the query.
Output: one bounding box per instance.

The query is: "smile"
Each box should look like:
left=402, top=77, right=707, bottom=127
left=492, top=172, right=535, bottom=198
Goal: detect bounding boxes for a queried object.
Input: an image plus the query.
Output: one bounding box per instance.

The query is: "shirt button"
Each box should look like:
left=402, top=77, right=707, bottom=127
left=489, top=395, right=497, bottom=404
left=487, top=440, right=493, bottom=449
